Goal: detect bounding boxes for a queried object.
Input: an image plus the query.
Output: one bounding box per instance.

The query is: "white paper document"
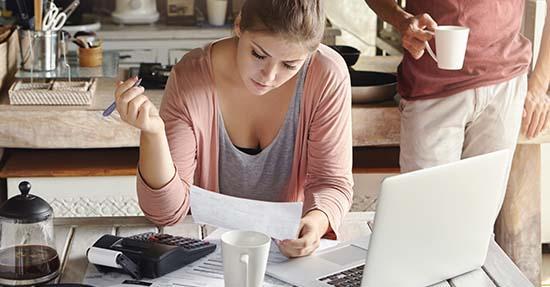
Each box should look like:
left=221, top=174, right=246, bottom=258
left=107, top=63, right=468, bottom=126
left=189, top=185, right=303, bottom=240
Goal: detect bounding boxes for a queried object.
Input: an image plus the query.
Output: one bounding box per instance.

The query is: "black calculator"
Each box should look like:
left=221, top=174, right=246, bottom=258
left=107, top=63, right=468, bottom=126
left=90, top=232, right=217, bottom=279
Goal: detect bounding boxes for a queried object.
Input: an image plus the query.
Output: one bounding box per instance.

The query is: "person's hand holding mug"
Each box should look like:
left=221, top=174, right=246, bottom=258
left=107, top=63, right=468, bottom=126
left=397, top=13, right=470, bottom=70
left=397, top=13, right=438, bottom=59
left=114, top=76, right=165, bottom=136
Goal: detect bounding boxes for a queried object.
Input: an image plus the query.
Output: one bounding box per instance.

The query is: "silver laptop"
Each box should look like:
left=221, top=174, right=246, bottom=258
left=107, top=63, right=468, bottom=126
left=267, top=150, right=511, bottom=287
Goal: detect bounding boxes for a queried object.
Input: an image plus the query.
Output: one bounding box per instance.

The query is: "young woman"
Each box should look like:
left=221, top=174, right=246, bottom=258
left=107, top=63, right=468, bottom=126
left=113, top=0, right=353, bottom=258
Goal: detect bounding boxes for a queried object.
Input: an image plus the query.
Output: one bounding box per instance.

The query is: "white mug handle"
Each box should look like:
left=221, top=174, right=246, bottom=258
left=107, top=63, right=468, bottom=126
left=240, top=253, right=249, bottom=287
left=425, top=41, right=438, bottom=63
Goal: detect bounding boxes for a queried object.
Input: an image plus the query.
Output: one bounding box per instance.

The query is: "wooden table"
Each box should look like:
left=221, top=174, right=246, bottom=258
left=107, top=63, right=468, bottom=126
left=0, top=56, right=547, bottom=285
left=49, top=213, right=533, bottom=286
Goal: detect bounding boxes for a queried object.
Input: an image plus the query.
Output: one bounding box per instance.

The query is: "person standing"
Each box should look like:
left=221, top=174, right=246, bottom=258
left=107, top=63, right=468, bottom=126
left=364, top=0, right=550, bottom=172
left=365, top=1, right=550, bottom=284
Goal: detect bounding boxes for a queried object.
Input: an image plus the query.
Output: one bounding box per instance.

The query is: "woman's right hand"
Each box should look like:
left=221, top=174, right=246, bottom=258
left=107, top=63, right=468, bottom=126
left=397, top=13, right=438, bottom=60
left=114, top=76, right=165, bottom=135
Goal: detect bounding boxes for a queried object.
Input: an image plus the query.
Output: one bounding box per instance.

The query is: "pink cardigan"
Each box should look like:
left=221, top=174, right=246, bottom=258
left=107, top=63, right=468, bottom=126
left=137, top=43, right=353, bottom=239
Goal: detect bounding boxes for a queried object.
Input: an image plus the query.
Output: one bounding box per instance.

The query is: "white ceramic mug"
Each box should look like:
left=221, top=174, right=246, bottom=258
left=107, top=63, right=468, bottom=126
left=425, top=25, right=470, bottom=70
left=207, top=0, right=228, bottom=26
left=221, top=230, right=270, bottom=287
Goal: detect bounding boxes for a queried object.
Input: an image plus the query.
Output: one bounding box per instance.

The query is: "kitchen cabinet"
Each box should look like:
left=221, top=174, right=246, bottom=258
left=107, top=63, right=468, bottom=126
left=93, top=24, right=231, bottom=67
left=95, top=24, right=340, bottom=67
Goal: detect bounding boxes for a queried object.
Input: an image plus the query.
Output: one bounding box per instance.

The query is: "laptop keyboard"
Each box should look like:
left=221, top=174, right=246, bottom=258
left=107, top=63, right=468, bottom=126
left=318, top=264, right=365, bottom=286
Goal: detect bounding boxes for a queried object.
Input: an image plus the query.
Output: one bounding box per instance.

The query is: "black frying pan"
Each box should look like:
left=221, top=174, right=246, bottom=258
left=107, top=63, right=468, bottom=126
left=350, top=71, right=397, bottom=104
left=328, top=45, right=361, bottom=67
left=328, top=45, right=397, bottom=103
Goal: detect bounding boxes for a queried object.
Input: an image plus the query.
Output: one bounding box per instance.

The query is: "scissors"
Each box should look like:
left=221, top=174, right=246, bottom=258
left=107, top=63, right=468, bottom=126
left=42, top=2, right=67, bottom=31
left=42, top=0, right=79, bottom=31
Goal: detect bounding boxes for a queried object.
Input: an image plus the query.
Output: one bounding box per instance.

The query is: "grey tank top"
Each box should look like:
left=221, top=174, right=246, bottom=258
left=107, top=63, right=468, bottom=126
left=218, top=62, right=308, bottom=202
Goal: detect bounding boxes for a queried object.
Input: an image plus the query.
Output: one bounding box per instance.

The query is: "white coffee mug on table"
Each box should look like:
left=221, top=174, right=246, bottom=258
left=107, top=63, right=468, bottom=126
left=425, top=25, right=470, bottom=70
left=221, top=230, right=271, bottom=287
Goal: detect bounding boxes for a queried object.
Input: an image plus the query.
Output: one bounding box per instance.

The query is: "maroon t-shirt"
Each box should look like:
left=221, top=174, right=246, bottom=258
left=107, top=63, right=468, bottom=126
left=398, top=0, right=532, bottom=100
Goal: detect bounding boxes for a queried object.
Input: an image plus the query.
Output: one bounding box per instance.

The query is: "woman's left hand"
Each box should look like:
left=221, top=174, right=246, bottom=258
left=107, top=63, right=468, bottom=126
left=277, top=210, right=329, bottom=258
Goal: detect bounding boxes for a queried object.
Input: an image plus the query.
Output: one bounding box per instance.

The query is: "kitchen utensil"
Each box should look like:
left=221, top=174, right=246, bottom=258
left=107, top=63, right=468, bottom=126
left=42, top=2, right=68, bottom=31
left=328, top=45, right=397, bottom=104
left=350, top=70, right=397, bottom=104
left=72, top=37, right=86, bottom=48
left=0, top=181, right=60, bottom=286
left=34, top=0, right=43, bottom=31
left=15, top=0, right=33, bottom=29
left=102, top=78, right=141, bottom=117
left=112, top=0, right=159, bottom=24
left=60, top=31, right=71, bottom=81
left=74, top=31, right=97, bottom=47
left=60, top=0, right=80, bottom=20
left=328, top=45, right=360, bottom=67
left=78, top=43, right=103, bottom=67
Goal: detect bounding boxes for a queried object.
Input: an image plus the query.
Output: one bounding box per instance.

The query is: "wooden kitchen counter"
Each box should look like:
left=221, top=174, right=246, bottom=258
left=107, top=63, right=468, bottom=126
left=0, top=55, right=547, bottom=148
left=0, top=77, right=411, bottom=148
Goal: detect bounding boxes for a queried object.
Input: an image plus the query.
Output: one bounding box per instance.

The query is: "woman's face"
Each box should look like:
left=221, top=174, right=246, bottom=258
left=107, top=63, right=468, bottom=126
left=235, top=30, right=311, bottom=96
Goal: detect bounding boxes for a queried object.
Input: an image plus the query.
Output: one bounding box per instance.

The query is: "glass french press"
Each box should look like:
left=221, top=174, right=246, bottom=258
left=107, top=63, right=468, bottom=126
left=0, top=181, right=60, bottom=286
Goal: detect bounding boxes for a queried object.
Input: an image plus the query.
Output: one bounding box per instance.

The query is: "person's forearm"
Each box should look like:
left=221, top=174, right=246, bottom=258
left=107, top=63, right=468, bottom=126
left=139, top=129, right=176, bottom=189
left=529, top=3, right=550, bottom=93
left=365, top=0, right=412, bottom=29
left=305, top=209, right=330, bottom=236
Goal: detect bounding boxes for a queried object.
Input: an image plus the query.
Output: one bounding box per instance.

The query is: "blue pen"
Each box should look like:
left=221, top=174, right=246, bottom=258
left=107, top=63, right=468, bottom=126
left=103, top=78, right=142, bottom=117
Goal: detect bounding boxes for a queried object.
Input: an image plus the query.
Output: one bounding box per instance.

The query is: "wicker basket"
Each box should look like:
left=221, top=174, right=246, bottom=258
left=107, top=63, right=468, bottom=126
left=9, top=78, right=97, bottom=106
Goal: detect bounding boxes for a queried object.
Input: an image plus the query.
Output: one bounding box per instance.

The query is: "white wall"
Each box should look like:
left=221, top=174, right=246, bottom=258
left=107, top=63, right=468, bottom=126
left=326, top=0, right=377, bottom=56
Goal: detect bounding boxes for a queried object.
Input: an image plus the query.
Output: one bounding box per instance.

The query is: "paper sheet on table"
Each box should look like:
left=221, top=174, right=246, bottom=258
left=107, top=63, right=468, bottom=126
left=203, top=228, right=340, bottom=264
left=189, top=185, right=303, bottom=240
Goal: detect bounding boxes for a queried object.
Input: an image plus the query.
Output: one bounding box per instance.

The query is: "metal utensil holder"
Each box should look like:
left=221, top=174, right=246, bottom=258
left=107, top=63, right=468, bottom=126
left=18, top=29, right=58, bottom=72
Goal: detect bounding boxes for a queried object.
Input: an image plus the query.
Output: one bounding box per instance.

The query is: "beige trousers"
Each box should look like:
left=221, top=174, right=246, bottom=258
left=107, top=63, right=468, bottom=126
left=399, top=73, right=528, bottom=172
